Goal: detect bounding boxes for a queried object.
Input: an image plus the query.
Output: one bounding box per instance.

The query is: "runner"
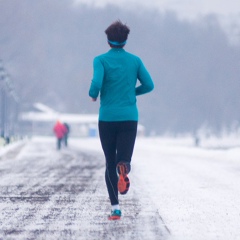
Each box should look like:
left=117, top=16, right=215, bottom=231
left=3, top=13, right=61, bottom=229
left=89, top=20, right=154, bottom=220
left=53, top=120, right=67, bottom=150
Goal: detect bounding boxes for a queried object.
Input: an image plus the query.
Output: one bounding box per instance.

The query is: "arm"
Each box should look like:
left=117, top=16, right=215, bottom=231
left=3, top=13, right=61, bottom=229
left=89, top=57, right=104, bottom=101
left=135, top=59, right=154, bottom=96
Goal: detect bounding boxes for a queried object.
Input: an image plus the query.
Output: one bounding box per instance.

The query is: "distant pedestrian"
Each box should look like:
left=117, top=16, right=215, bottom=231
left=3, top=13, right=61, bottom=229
left=89, top=20, right=154, bottom=220
left=63, top=122, right=70, bottom=147
left=194, top=136, right=200, bottom=147
left=53, top=120, right=67, bottom=150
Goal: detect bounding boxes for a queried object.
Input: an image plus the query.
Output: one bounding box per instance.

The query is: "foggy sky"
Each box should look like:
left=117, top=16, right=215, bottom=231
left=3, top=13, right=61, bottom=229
left=73, top=0, right=240, bottom=45
left=1, top=0, right=240, bottom=134
left=73, top=0, right=240, bottom=17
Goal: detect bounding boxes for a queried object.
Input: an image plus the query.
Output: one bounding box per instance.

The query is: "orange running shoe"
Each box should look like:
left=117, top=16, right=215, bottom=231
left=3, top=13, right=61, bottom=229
left=108, top=209, right=121, bottom=220
left=117, top=162, right=130, bottom=195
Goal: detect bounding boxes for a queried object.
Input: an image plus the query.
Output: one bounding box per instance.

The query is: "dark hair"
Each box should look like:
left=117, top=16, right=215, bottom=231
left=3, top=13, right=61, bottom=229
left=105, top=20, right=130, bottom=48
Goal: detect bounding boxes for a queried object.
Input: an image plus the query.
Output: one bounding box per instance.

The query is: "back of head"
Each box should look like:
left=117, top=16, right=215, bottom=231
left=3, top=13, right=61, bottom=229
left=105, top=20, right=130, bottom=48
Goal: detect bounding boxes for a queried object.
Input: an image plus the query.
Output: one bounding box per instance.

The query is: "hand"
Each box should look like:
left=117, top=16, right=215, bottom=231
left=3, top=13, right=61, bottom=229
left=91, top=98, right=97, bottom=102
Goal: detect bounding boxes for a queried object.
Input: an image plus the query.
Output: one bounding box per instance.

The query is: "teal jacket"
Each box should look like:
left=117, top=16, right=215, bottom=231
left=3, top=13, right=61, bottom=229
left=89, top=48, right=154, bottom=121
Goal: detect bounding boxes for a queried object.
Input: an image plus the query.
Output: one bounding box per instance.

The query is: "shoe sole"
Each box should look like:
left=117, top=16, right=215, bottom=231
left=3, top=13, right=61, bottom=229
left=108, top=215, right=121, bottom=220
left=117, top=163, right=130, bottom=195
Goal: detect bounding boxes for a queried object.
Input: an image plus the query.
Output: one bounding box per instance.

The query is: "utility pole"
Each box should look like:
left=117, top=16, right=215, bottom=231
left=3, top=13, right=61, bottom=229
left=0, top=59, right=19, bottom=143
left=0, top=60, right=6, bottom=138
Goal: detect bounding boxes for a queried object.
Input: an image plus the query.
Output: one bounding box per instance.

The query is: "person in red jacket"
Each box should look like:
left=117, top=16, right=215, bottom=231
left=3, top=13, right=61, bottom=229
left=53, top=120, right=67, bottom=150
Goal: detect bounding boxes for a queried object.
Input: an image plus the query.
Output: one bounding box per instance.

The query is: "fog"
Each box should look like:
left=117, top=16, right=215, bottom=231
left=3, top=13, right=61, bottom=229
left=0, top=0, right=240, bottom=135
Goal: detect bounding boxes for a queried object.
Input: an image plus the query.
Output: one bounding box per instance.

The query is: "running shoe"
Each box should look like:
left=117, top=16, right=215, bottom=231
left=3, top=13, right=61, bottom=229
left=117, top=162, right=130, bottom=195
left=108, top=209, right=121, bottom=220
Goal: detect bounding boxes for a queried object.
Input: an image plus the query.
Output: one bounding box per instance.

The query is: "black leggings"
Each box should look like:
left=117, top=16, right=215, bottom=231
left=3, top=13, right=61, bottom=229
left=98, top=121, right=138, bottom=205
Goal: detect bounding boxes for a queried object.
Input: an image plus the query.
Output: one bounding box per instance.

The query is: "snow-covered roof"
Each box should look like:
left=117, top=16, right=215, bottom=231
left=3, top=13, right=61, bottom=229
left=19, top=103, right=98, bottom=124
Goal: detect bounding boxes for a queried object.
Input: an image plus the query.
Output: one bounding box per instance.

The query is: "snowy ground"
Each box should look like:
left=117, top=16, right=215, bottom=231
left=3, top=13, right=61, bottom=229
left=0, top=135, right=240, bottom=240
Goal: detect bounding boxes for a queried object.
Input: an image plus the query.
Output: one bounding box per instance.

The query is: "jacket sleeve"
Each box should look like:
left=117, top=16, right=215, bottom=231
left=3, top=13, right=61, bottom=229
left=89, top=57, right=104, bottom=99
left=135, top=59, right=154, bottom=96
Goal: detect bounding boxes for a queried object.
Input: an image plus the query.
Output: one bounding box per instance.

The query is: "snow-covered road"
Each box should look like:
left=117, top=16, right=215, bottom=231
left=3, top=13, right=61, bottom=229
left=0, top=137, right=169, bottom=240
left=0, top=136, right=240, bottom=240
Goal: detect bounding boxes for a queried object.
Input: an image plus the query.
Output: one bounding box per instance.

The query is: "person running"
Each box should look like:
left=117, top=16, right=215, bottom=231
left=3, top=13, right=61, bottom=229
left=53, top=120, right=67, bottom=150
left=89, top=20, right=154, bottom=220
left=63, top=122, right=70, bottom=147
